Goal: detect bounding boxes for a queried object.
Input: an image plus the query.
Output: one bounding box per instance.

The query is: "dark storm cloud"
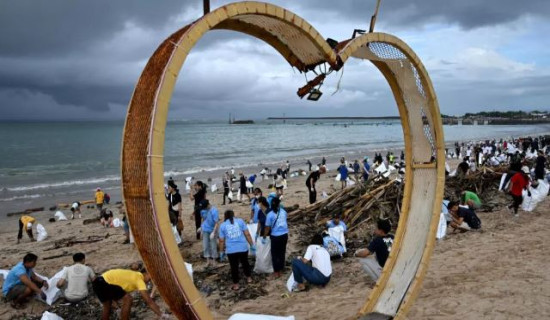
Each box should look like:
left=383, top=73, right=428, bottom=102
left=0, top=0, right=549, bottom=120
left=295, top=0, right=550, bottom=30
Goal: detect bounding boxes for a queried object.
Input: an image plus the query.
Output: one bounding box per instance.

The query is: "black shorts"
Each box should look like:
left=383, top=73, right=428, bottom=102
left=92, top=277, right=126, bottom=302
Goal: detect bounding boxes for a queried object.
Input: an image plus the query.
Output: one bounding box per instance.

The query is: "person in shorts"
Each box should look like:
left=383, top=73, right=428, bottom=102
left=2, top=253, right=48, bottom=309
left=92, top=268, right=166, bottom=320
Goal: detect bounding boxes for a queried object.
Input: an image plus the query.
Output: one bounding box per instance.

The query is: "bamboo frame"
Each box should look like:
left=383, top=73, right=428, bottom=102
left=121, top=2, right=444, bottom=320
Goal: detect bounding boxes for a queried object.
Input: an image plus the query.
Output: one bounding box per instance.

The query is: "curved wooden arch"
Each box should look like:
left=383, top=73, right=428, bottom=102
left=121, top=2, right=444, bottom=319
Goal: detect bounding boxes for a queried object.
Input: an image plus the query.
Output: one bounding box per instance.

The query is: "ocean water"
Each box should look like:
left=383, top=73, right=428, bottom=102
left=1, top=120, right=549, bottom=214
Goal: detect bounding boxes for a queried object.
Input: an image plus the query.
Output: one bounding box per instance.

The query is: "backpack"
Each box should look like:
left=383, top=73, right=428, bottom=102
left=323, top=236, right=344, bottom=257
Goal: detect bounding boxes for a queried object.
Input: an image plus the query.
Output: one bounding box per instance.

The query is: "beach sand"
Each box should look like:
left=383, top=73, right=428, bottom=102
left=1, top=164, right=549, bottom=320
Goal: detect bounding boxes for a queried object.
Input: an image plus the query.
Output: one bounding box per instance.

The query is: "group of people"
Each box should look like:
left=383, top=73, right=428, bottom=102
left=2, top=252, right=168, bottom=319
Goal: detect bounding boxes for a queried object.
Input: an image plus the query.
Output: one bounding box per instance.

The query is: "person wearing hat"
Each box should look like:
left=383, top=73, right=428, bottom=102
left=199, top=199, right=219, bottom=266
left=17, top=215, right=36, bottom=244
left=166, top=180, right=183, bottom=236
left=306, top=166, right=321, bottom=204
left=95, top=187, right=105, bottom=214
left=507, top=166, right=531, bottom=217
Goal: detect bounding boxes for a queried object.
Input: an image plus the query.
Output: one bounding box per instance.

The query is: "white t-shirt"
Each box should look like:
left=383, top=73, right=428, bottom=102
left=72, top=202, right=79, bottom=209
left=61, top=263, right=95, bottom=300
left=304, top=245, right=332, bottom=277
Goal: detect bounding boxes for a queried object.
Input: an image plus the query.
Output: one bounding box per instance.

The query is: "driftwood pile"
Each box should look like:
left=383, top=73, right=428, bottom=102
left=289, top=165, right=510, bottom=245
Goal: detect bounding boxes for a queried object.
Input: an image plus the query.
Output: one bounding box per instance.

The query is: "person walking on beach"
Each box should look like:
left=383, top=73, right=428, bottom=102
left=291, top=233, right=332, bottom=292
left=274, top=174, right=285, bottom=197
left=353, top=160, right=360, bottom=182
left=507, top=166, right=530, bottom=217
left=199, top=199, right=219, bottom=266
left=535, top=150, right=546, bottom=180
left=321, top=157, right=326, bottom=166
left=190, top=181, right=207, bottom=240
left=354, top=219, right=394, bottom=281
left=222, top=172, right=232, bottom=205
left=166, top=180, right=183, bottom=237
left=337, top=158, right=348, bottom=190
left=95, top=188, right=105, bottom=214
left=306, top=166, right=320, bottom=204
left=70, top=201, right=81, bottom=219
left=56, top=252, right=95, bottom=303
left=264, top=197, right=288, bottom=279
left=92, top=268, right=167, bottom=320
left=2, top=253, right=48, bottom=309
left=362, top=157, right=371, bottom=183
left=307, top=159, right=312, bottom=172
left=239, top=172, right=250, bottom=202
left=17, top=215, right=36, bottom=244
left=219, top=210, right=254, bottom=290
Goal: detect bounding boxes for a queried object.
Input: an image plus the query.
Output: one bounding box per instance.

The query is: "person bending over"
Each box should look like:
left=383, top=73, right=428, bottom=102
left=447, top=201, right=481, bottom=232
left=291, top=233, right=332, bottom=292
left=92, top=268, right=167, bottom=320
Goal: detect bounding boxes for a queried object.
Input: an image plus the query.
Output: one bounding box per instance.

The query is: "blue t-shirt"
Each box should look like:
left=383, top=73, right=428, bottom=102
left=251, top=199, right=261, bottom=223
left=219, top=218, right=249, bottom=254
left=2, top=262, right=32, bottom=295
left=338, top=165, right=348, bottom=180
left=249, top=176, right=256, bottom=184
left=200, top=207, right=219, bottom=233
left=327, top=220, right=347, bottom=231
left=265, top=208, right=289, bottom=236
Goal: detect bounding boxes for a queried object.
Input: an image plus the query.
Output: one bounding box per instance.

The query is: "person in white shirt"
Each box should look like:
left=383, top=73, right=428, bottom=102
left=291, top=234, right=332, bottom=292
left=56, top=252, right=95, bottom=303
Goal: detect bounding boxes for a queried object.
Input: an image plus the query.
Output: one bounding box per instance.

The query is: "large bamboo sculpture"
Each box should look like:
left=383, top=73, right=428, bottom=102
left=121, top=2, right=445, bottom=319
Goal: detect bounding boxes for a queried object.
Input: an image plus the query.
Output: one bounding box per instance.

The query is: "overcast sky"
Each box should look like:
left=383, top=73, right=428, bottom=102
left=0, top=0, right=549, bottom=121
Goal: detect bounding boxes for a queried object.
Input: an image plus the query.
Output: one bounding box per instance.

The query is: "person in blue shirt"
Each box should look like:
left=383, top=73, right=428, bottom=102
left=263, top=197, right=288, bottom=278
left=248, top=175, right=257, bottom=194
left=326, top=212, right=348, bottom=231
left=337, top=158, right=348, bottom=189
left=362, top=157, right=371, bottom=184
left=249, top=188, right=262, bottom=223
left=219, top=210, right=254, bottom=290
left=2, top=253, right=48, bottom=309
left=199, top=199, right=219, bottom=266
left=256, top=196, right=269, bottom=240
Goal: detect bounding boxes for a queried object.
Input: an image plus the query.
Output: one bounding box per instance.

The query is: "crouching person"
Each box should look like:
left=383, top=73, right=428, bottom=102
left=92, top=268, right=167, bottom=320
left=447, top=201, right=481, bottom=232
left=291, top=234, right=332, bottom=292
left=56, top=252, right=95, bottom=303
left=2, top=253, right=48, bottom=309
left=354, top=219, right=394, bottom=281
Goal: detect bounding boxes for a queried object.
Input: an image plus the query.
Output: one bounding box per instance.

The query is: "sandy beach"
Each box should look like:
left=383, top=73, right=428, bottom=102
left=1, top=159, right=549, bottom=320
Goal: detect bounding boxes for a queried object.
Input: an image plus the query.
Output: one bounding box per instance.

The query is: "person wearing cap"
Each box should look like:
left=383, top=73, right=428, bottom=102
left=507, top=166, right=531, bottom=217
left=2, top=253, right=48, bottom=309
left=17, top=215, right=36, bottom=244
left=95, top=188, right=105, bottom=213
left=306, top=166, right=320, bottom=204
left=199, top=199, right=219, bottom=266
left=92, top=268, right=167, bottom=320
left=166, top=180, right=183, bottom=236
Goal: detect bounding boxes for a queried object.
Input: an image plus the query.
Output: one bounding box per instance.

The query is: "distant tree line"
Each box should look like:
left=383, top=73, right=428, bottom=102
left=442, top=110, right=548, bottom=119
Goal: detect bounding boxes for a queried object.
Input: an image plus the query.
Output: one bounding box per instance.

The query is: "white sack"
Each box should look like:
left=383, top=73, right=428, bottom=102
left=36, top=224, right=48, bottom=242
left=54, top=211, right=67, bottom=221
left=253, top=238, right=274, bottom=274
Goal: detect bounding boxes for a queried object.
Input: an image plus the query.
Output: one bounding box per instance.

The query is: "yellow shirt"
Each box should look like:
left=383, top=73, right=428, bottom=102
left=95, top=191, right=105, bottom=204
left=21, top=216, right=36, bottom=227
left=102, top=269, right=146, bottom=292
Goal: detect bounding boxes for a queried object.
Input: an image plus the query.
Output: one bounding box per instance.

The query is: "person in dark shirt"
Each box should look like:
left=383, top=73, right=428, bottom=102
left=534, top=150, right=546, bottom=180
left=354, top=219, right=394, bottom=281
left=457, top=157, right=470, bottom=176
left=306, top=166, right=320, bottom=204
left=166, top=180, right=183, bottom=236
left=239, top=172, right=250, bottom=202
left=190, top=181, right=207, bottom=240
left=447, top=201, right=481, bottom=232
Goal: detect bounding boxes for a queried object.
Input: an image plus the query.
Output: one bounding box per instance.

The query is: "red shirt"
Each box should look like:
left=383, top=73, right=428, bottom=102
left=510, top=173, right=529, bottom=196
